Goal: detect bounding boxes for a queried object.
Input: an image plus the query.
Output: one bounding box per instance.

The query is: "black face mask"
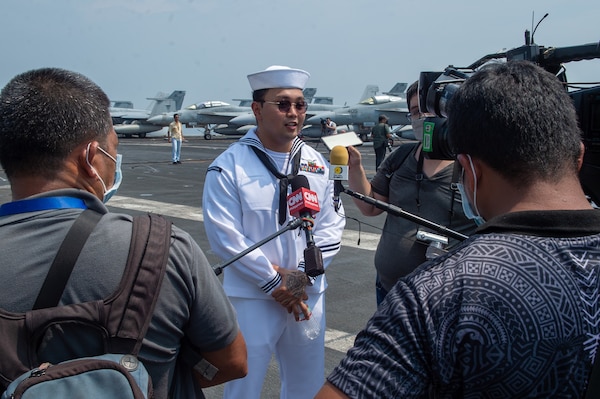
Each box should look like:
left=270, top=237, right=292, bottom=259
left=420, top=117, right=454, bottom=160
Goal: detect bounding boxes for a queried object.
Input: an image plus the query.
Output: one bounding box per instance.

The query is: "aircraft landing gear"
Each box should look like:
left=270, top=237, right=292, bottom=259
left=204, top=125, right=212, bottom=140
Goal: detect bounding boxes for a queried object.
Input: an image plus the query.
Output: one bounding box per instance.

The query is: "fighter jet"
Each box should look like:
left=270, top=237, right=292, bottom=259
left=304, top=83, right=410, bottom=139
left=111, top=90, right=186, bottom=138
left=147, top=88, right=320, bottom=140
left=226, top=98, right=342, bottom=136
left=223, top=86, right=379, bottom=139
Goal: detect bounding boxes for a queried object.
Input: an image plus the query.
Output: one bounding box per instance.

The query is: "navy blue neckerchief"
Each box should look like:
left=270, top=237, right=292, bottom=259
left=251, top=147, right=302, bottom=225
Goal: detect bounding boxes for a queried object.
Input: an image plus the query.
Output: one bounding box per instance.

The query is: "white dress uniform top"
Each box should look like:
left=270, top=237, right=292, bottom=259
left=204, top=129, right=344, bottom=298
left=203, top=65, right=345, bottom=399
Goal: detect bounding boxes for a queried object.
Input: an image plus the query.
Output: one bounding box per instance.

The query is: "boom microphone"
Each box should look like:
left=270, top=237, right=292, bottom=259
left=329, top=145, right=349, bottom=212
left=287, top=175, right=324, bottom=277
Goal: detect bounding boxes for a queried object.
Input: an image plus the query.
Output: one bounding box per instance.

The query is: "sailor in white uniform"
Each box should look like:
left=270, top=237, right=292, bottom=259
left=203, top=65, right=345, bottom=399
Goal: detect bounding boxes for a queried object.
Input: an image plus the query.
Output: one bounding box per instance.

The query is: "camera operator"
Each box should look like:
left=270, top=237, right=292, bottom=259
left=316, top=60, right=600, bottom=399
left=345, top=81, right=476, bottom=305
left=324, top=117, right=337, bottom=136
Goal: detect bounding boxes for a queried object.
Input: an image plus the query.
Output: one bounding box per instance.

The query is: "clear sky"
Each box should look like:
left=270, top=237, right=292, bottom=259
left=1, top=0, right=598, bottom=110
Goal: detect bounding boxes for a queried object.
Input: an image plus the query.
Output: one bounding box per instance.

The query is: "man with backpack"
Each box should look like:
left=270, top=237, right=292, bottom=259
left=0, top=67, right=247, bottom=398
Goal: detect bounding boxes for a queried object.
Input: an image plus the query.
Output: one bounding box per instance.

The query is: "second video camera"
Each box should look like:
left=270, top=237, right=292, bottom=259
left=417, top=38, right=600, bottom=204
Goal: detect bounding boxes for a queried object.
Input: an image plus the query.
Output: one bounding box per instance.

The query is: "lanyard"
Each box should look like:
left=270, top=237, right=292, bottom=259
left=0, top=196, right=88, bottom=216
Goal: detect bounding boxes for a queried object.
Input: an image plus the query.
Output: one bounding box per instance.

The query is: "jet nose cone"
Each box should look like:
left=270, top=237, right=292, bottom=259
left=306, top=112, right=335, bottom=125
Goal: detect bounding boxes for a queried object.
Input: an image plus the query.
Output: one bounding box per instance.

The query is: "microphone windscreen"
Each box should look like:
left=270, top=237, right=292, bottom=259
left=330, top=145, right=349, bottom=165
left=291, top=174, right=310, bottom=192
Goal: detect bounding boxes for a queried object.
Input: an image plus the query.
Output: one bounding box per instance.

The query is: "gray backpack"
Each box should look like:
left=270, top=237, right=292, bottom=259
left=0, top=211, right=171, bottom=399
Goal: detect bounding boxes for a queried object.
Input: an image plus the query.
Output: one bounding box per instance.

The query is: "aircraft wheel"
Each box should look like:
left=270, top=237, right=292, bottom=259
left=204, top=133, right=212, bottom=140
left=139, top=133, right=147, bottom=138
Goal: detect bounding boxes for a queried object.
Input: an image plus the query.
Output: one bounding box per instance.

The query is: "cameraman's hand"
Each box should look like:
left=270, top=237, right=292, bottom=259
left=271, top=265, right=310, bottom=320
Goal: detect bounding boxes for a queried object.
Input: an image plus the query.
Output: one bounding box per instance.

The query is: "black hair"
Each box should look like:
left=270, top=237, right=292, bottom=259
left=406, top=80, right=419, bottom=109
left=0, top=67, right=112, bottom=179
left=448, top=60, right=582, bottom=187
left=252, top=89, right=268, bottom=102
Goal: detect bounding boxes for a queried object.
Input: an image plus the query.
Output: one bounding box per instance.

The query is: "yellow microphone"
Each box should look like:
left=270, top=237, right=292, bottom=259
left=329, top=145, right=349, bottom=180
left=329, top=145, right=349, bottom=211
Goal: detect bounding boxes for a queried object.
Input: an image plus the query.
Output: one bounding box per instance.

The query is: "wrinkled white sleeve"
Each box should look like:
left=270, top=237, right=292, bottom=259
left=202, top=161, right=282, bottom=295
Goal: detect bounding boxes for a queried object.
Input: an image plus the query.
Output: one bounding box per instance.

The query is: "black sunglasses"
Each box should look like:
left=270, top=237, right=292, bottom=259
left=263, top=100, right=308, bottom=113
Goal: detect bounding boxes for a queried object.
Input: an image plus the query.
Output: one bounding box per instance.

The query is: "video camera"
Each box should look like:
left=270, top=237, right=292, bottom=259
left=416, top=32, right=600, bottom=204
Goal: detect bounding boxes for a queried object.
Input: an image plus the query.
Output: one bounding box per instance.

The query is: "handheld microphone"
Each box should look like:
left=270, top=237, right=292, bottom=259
left=287, top=175, right=324, bottom=277
left=329, top=145, right=349, bottom=211
left=287, top=175, right=320, bottom=219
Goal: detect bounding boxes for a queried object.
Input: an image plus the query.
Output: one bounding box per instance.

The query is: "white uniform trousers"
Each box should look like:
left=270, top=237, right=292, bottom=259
left=223, top=293, right=325, bottom=399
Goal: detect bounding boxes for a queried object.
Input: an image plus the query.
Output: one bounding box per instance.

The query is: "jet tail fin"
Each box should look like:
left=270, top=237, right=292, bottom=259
left=383, top=82, right=408, bottom=96
left=303, top=88, right=317, bottom=103
left=146, top=91, right=186, bottom=117
left=312, top=96, right=333, bottom=105
left=359, top=85, right=379, bottom=102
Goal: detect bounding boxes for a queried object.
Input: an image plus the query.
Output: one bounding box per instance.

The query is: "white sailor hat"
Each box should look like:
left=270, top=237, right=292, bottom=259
left=247, top=65, right=310, bottom=91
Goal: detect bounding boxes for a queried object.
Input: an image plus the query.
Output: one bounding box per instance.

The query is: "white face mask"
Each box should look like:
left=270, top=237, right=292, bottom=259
left=457, top=154, right=485, bottom=226
left=86, top=143, right=123, bottom=204
left=411, top=118, right=424, bottom=142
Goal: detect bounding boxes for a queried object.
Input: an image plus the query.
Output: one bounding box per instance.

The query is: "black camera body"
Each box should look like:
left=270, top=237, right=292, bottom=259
left=417, top=38, right=600, bottom=204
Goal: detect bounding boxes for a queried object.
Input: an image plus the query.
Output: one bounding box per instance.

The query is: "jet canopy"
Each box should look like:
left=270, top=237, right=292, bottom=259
left=185, top=101, right=231, bottom=110
left=359, top=95, right=403, bottom=105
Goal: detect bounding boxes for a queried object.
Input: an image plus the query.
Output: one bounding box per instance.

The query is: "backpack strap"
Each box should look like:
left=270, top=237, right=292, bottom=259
left=384, top=142, right=419, bottom=179
left=33, top=209, right=103, bottom=310
left=107, top=213, right=172, bottom=355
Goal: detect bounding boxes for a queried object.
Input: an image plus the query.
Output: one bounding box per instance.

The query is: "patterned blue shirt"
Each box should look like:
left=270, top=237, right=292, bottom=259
left=327, top=209, right=600, bottom=398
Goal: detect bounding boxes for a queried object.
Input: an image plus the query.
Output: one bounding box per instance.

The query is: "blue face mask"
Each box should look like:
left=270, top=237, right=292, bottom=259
left=86, top=144, right=123, bottom=204
left=101, top=153, right=122, bottom=203
left=457, top=154, right=485, bottom=226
